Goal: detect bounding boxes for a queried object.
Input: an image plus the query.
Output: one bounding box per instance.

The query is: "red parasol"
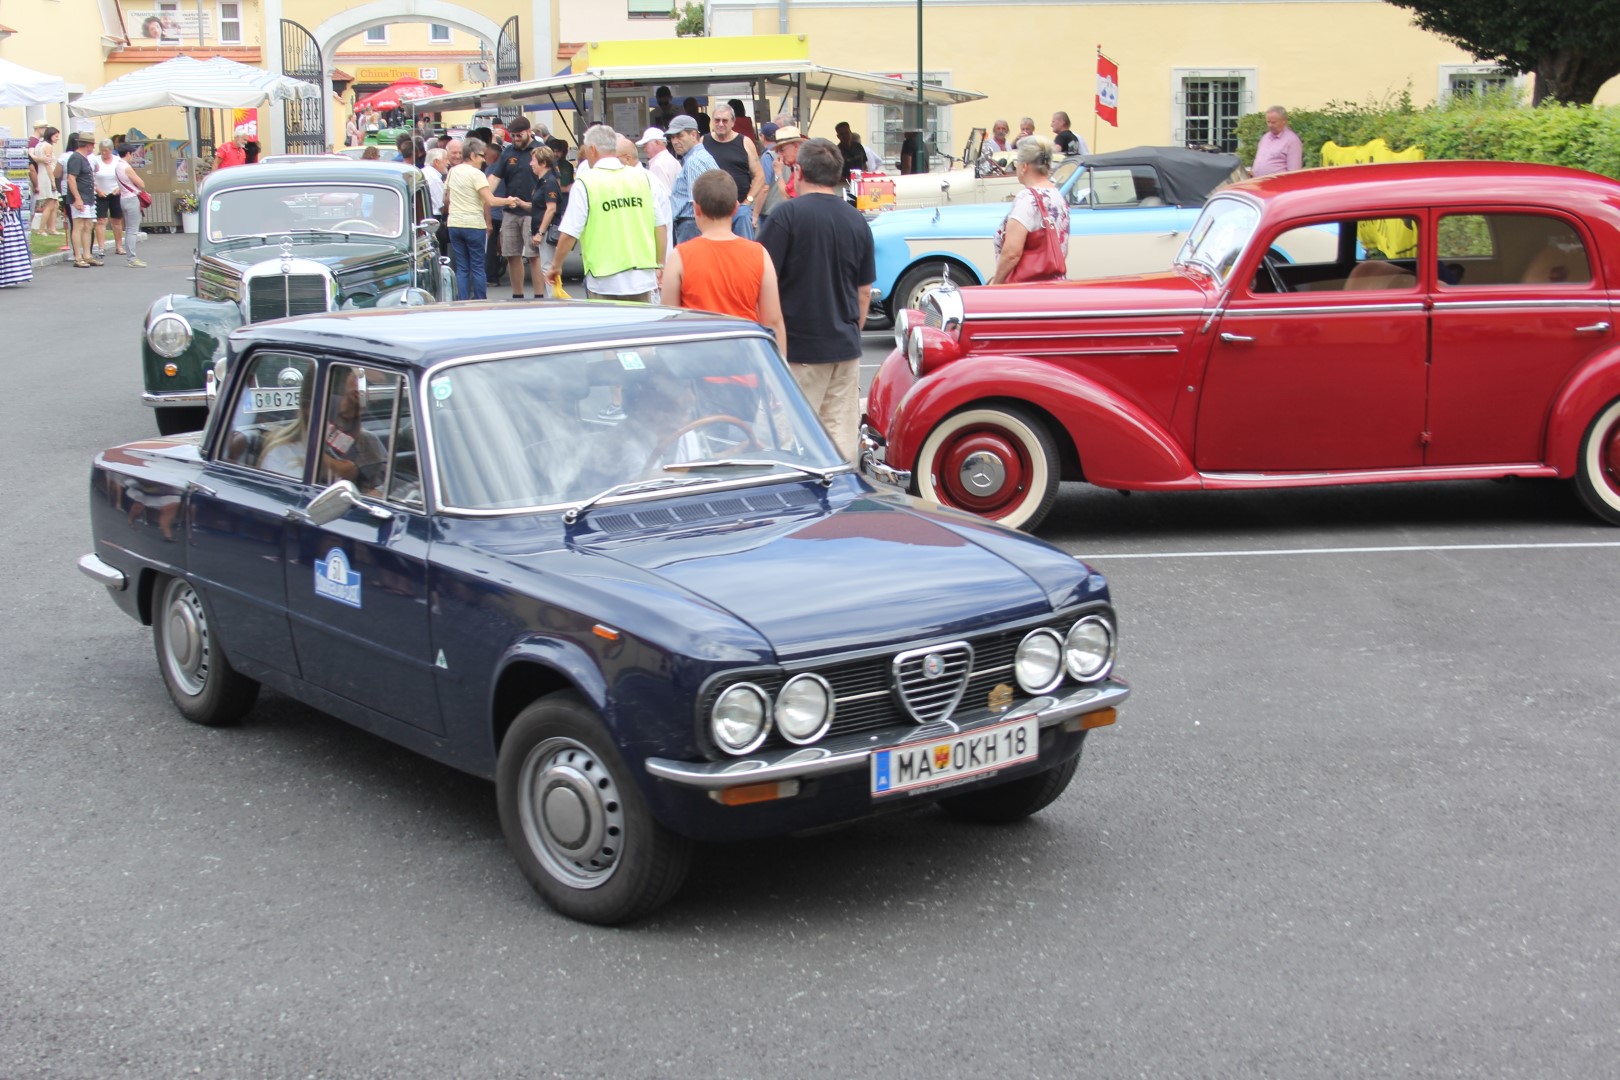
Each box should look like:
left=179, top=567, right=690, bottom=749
left=354, top=77, right=446, bottom=112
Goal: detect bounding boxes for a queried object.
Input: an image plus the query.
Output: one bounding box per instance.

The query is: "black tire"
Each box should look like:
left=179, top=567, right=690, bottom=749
left=891, top=259, right=976, bottom=319
left=939, top=751, right=1081, bottom=825
left=1573, top=396, right=1620, bottom=526
left=914, top=405, right=1061, bottom=531
left=497, top=692, right=692, bottom=925
left=155, top=407, right=208, bottom=437
left=152, top=574, right=260, bottom=726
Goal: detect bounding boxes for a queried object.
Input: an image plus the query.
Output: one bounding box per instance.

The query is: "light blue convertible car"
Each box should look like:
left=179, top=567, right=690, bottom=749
left=869, top=146, right=1243, bottom=317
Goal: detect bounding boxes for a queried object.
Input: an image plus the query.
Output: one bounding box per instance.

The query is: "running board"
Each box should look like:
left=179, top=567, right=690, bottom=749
left=1198, top=464, right=1559, bottom=490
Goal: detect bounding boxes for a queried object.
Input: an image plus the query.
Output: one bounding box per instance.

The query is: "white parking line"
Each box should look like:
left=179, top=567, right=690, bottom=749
left=1078, top=541, right=1620, bottom=561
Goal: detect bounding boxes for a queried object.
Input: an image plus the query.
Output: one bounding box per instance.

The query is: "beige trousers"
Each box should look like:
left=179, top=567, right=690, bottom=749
left=790, top=358, right=861, bottom=462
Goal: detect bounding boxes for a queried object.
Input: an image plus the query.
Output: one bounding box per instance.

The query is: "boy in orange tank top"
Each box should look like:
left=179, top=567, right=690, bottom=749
left=663, top=169, right=788, bottom=358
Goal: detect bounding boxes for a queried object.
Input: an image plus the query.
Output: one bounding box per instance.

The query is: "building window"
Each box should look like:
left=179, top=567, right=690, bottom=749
left=217, top=2, right=240, bottom=44
left=866, top=73, right=951, bottom=172
left=429, top=23, right=451, bottom=43
left=365, top=25, right=388, bottom=44
left=628, top=0, right=675, bottom=17
left=1172, top=68, right=1255, bottom=153
left=1440, top=64, right=1522, bottom=102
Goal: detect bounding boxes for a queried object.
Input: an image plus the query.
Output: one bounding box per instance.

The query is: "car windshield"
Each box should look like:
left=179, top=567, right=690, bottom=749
left=203, top=184, right=404, bottom=243
left=1175, top=196, right=1260, bottom=281
left=425, top=336, right=846, bottom=513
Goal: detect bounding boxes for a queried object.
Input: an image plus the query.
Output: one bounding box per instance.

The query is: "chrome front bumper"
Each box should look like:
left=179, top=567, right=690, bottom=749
left=142, top=389, right=209, bottom=409
left=858, top=424, right=912, bottom=489
left=78, top=553, right=127, bottom=590
left=644, top=678, right=1129, bottom=790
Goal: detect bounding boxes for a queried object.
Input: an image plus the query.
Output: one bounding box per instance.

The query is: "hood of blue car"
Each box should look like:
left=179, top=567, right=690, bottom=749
left=585, top=494, right=1063, bottom=659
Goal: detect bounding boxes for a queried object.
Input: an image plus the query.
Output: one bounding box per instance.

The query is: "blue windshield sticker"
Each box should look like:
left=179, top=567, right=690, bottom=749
left=617, top=351, right=645, bottom=370
left=314, top=548, right=361, bottom=608
left=430, top=376, right=453, bottom=405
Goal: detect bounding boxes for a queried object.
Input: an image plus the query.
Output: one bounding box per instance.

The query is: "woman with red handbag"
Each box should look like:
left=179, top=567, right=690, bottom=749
left=989, top=136, right=1070, bottom=285
left=0, top=175, right=34, bottom=288
left=114, top=144, right=150, bottom=268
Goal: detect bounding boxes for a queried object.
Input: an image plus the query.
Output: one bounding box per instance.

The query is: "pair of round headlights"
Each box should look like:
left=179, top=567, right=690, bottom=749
left=709, top=615, right=1117, bottom=758
left=1013, top=614, right=1116, bottom=696
left=712, top=673, right=833, bottom=756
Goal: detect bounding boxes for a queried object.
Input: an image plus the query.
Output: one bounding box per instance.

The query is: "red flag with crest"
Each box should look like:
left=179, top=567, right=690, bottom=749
left=1096, top=49, right=1119, bottom=127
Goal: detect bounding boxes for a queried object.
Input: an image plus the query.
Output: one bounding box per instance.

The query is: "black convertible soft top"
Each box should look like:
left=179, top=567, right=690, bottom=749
left=1079, top=146, right=1244, bottom=206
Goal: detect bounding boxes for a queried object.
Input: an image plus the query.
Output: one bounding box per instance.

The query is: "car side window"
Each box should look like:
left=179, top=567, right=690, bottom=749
left=1071, top=165, right=1162, bottom=208
left=1437, top=213, right=1591, bottom=287
left=1259, top=217, right=1420, bottom=294
left=316, top=364, right=421, bottom=508
left=219, top=352, right=317, bottom=479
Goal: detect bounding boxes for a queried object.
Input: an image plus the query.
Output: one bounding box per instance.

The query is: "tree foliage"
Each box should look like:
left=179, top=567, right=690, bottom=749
left=1385, top=2, right=1620, bottom=104
left=675, top=2, right=705, bottom=37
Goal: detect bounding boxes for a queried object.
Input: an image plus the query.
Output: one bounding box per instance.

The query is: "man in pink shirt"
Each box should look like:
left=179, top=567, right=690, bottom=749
left=1251, top=106, right=1303, bottom=177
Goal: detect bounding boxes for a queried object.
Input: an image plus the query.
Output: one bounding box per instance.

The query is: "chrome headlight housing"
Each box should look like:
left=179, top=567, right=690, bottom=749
left=1014, top=628, right=1065, bottom=695
left=1064, top=615, right=1116, bottom=682
left=147, top=312, right=193, bottom=358
left=905, top=326, right=925, bottom=377
left=712, top=682, right=770, bottom=755
left=774, top=673, right=833, bottom=745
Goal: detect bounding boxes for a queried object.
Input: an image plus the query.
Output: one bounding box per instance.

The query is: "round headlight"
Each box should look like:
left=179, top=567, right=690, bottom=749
left=774, top=673, right=833, bottom=744
left=1014, top=628, right=1065, bottom=694
left=712, top=682, right=770, bottom=755
left=147, top=313, right=193, bottom=359
left=1064, top=615, right=1116, bottom=682
left=893, top=308, right=915, bottom=353
left=905, top=326, right=925, bottom=377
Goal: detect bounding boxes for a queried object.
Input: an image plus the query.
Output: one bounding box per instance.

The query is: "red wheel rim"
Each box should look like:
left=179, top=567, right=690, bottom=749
left=933, top=425, right=1030, bottom=517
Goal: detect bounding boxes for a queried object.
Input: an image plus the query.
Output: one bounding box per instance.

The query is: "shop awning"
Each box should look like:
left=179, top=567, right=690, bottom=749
left=0, top=57, right=67, bottom=107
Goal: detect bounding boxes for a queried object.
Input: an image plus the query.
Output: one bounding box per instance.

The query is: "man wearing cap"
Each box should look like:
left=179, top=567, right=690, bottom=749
left=758, top=123, right=779, bottom=188
left=548, top=124, right=664, bottom=305
left=756, top=124, right=806, bottom=227
left=665, top=114, right=717, bottom=246
left=638, top=127, right=679, bottom=201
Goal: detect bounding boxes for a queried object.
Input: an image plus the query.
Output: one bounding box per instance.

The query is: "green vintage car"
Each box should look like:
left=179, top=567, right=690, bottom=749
left=142, top=160, right=454, bottom=434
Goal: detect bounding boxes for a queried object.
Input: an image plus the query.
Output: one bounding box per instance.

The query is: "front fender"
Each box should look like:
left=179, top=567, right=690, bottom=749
left=1545, top=345, right=1620, bottom=476
left=141, top=294, right=244, bottom=400
left=889, top=352, right=1198, bottom=489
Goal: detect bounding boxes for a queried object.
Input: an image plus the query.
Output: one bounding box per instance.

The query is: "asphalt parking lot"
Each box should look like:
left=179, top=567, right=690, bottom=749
left=3, top=232, right=1618, bottom=1079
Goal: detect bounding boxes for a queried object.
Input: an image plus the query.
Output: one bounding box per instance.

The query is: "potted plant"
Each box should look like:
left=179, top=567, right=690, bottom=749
left=173, top=192, right=200, bottom=234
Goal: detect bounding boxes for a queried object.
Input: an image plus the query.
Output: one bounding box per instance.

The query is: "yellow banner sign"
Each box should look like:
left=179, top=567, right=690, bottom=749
left=352, top=66, right=431, bottom=84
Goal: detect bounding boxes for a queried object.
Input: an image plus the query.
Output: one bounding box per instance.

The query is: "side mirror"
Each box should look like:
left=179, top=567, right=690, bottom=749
left=205, top=357, right=227, bottom=409
left=418, top=217, right=439, bottom=232
left=298, top=480, right=392, bottom=526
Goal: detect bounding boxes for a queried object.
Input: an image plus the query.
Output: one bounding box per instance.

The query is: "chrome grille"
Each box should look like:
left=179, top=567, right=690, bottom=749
left=921, top=294, right=944, bottom=330
left=248, top=274, right=329, bottom=322
left=892, top=642, right=973, bottom=723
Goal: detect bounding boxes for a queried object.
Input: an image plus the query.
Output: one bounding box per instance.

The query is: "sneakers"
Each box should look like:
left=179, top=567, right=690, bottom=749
left=127, top=257, right=147, bottom=268
left=597, top=403, right=626, bottom=421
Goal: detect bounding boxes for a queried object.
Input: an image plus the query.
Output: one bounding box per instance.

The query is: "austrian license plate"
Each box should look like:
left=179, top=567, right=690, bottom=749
left=870, top=716, right=1039, bottom=798
left=248, top=387, right=300, bottom=412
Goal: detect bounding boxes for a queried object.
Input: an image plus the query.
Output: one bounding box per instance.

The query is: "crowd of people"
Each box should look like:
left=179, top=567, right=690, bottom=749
left=21, top=124, right=150, bottom=270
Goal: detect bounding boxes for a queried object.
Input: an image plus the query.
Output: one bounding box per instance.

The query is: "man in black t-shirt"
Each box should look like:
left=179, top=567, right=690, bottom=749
left=757, top=138, right=876, bottom=462
left=1051, top=111, right=1089, bottom=157
left=491, top=116, right=541, bottom=299
left=65, top=136, right=99, bottom=267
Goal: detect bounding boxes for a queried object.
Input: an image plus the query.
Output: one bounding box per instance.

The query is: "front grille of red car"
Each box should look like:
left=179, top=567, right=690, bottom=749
left=920, top=294, right=944, bottom=330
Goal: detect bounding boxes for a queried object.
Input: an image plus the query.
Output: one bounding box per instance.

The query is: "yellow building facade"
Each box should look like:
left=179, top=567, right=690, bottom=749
left=6, top=0, right=1620, bottom=159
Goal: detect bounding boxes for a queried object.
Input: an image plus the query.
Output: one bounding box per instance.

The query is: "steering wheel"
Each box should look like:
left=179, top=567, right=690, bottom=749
left=333, top=219, right=381, bottom=234
left=1258, top=250, right=1288, bottom=294
left=642, top=414, right=761, bottom=474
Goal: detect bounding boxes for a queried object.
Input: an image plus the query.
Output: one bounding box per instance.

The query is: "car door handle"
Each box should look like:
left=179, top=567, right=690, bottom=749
left=1576, top=322, right=1611, bottom=334
left=1220, top=332, right=1254, bottom=343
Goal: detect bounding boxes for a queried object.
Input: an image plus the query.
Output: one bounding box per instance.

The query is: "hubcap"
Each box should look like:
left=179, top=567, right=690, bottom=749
left=938, top=429, right=1028, bottom=515
left=161, top=580, right=209, bottom=697
left=519, top=737, right=626, bottom=890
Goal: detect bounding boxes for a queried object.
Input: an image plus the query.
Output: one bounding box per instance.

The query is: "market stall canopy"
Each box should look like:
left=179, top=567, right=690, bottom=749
left=354, top=77, right=447, bottom=112
left=0, top=58, right=67, bottom=107
left=428, top=60, right=985, bottom=116
left=69, top=54, right=319, bottom=115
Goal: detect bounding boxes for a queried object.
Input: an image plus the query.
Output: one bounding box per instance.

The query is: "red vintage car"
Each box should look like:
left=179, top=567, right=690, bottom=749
left=861, top=161, right=1620, bottom=531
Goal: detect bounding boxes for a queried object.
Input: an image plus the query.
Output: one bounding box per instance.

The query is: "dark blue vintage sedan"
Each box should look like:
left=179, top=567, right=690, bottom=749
left=81, top=303, right=1129, bottom=924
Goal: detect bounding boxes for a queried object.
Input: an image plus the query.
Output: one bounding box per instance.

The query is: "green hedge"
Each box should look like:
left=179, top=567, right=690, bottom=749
left=1235, top=93, right=1620, bottom=180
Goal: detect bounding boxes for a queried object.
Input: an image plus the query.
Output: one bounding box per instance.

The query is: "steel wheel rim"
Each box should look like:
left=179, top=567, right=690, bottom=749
left=937, top=426, right=1030, bottom=516
left=905, top=267, right=948, bottom=310
left=518, top=736, right=626, bottom=890
left=160, top=579, right=210, bottom=698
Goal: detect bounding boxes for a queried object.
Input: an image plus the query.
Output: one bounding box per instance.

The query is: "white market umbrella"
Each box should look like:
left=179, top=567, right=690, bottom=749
left=0, top=58, right=67, bottom=107
left=69, top=53, right=318, bottom=115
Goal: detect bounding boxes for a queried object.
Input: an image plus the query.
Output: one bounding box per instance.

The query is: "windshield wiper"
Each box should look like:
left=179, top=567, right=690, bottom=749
left=661, top=458, right=843, bottom=485
left=562, top=476, right=710, bottom=524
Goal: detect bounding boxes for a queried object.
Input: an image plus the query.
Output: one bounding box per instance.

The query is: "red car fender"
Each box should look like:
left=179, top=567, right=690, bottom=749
left=887, top=353, right=1198, bottom=489
left=1545, top=344, right=1620, bottom=475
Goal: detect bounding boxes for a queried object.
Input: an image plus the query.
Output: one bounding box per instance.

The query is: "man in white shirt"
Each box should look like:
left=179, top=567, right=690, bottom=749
left=638, top=127, right=679, bottom=201
left=548, top=125, right=666, bottom=304
left=982, top=119, right=1012, bottom=157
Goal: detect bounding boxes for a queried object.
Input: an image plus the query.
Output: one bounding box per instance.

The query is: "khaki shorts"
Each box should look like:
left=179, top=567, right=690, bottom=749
left=500, top=212, right=538, bottom=258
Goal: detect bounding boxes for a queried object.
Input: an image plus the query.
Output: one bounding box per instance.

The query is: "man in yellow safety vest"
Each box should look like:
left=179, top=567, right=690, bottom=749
left=549, top=124, right=667, bottom=304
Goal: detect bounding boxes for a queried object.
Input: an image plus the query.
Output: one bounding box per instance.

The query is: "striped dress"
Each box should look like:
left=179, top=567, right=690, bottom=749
left=0, top=196, right=33, bottom=288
